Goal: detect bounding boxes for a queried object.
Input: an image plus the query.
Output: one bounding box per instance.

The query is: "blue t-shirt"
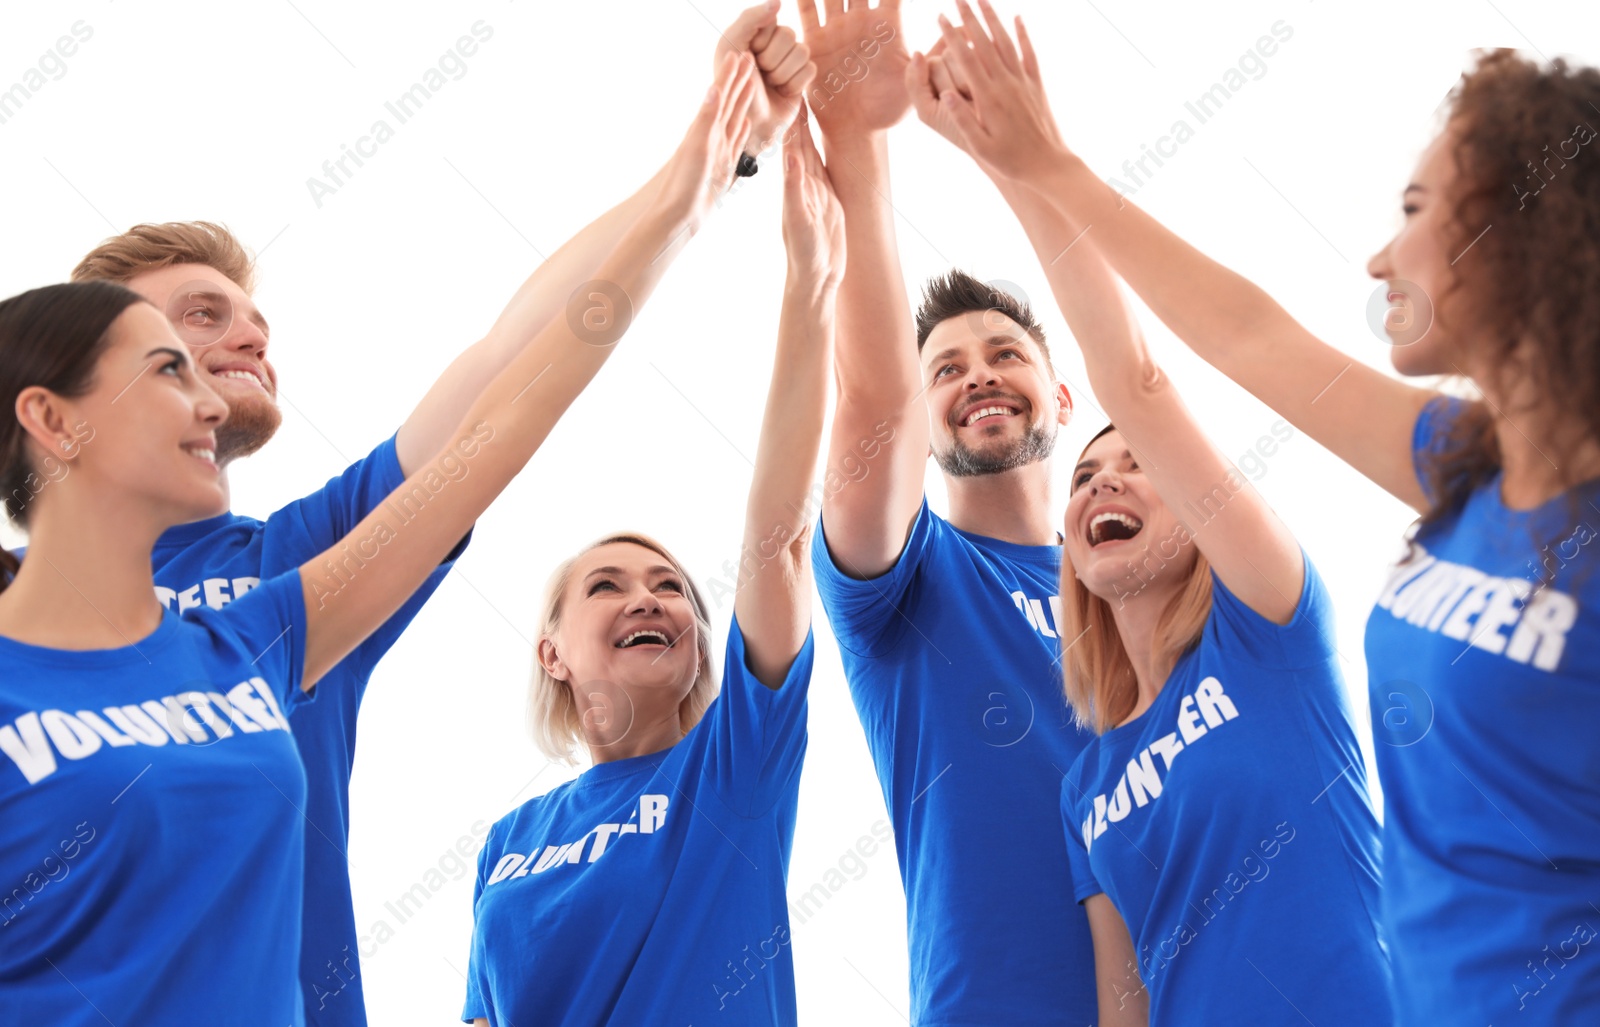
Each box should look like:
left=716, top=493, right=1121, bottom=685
left=0, top=570, right=310, bottom=1025
left=1063, top=556, right=1391, bottom=1025
left=1365, top=396, right=1600, bottom=1024
left=148, top=435, right=465, bottom=1026
left=462, top=618, right=812, bottom=1026
left=812, top=498, right=1097, bottom=1026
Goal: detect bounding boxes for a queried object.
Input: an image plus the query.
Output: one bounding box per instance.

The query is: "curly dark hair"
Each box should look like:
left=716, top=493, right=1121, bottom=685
left=1418, top=49, right=1600, bottom=545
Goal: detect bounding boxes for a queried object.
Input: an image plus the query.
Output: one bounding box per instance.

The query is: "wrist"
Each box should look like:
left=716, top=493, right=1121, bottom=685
left=783, top=270, right=840, bottom=308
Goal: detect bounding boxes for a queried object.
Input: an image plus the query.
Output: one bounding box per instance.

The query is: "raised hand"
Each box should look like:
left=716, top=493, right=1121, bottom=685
left=657, top=52, right=761, bottom=233
left=906, top=38, right=978, bottom=155
left=781, top=105, right=845, bottom=290
left=797, top=0, right=911, bottom=138
left=925, top=0, right=1070, bottom=182
left=717, top=1, right=817, bottom=157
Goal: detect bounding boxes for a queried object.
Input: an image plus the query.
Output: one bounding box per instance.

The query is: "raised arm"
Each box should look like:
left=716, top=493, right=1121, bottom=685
left=299, top=54, right=760, bottom=687
left=929, top=0, right=1435, bottom=512
left=917, top=6, right=1301, bottom=619
left=395, top=1, right=814, bottom=477
left=798, top=0, right=927, bottom=579
left=734, top=107, right=842, bottom=688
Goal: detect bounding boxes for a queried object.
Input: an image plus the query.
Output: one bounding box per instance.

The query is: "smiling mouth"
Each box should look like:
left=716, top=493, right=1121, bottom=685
left=212, top=368, right=268, bottom=391
left=181, top=442, right=217, bottom=465
left=615, top=630, right=672, bottom=649
left=1087, top=511, right=1144, bottom=546
left=960, top=404, right=1019, bottom=428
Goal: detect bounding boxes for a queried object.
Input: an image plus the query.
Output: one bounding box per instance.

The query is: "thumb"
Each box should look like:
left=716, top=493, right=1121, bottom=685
left=906, top=52, right=938, bottom=116
left=724, top=0, right=780, bottom=50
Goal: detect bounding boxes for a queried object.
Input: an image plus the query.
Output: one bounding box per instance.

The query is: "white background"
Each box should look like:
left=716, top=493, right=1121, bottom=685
left=1, top=1, right=1594, bottom=1023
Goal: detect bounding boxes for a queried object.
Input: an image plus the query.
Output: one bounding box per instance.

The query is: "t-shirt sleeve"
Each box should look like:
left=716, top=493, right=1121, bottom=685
left=703, top=615, right=814, bottom=818
left=811, top=496, right=941, bottom=658
left=265, top=433, right=471, bottom=677
left=461, top=828, right=493, bottom=1023
left=191, top=567, right=310, bottom=713
left=1202, top=548, right=1338, bottom=671
left=1412, top=393, right=1469, bottom=507
left=1061, top=774, right=1103, bottom=904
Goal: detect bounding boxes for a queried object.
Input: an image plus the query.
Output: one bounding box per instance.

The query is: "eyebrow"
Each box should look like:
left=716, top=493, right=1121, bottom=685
left=144, top=346, right=188, bottom=363
left=584, top=565, right=678, bottom=579
left=927, top=335, right=1026, bottom=368
left=1072, top=448, right=1132, bottom=474
left=1403, top=184, right=1426, bottom=194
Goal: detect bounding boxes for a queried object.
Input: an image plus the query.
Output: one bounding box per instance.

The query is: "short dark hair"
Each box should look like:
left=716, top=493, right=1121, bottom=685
left=914, top=269, right=1051, bottom=367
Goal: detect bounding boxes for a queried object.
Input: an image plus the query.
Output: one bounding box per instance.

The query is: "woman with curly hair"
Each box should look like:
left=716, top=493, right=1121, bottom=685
left=915, top=3, right=1599, bottom=1020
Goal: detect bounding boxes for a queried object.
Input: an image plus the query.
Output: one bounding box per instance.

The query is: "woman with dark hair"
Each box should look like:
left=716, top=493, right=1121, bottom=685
left=0, top=52, right=759, bottom=1025
left=915, top=2, right=1600, bottom=1021
left=460, top=105, right=840, bottom=1027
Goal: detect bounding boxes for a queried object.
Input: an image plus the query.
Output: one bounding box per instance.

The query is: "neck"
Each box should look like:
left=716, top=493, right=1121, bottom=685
left=1474, top=357, right=1600, bottom=509
left=1106, top=578, right=1184, bottom=725
left=945, top=462, right=1059, bottom=545
left=0, top=498, right=166, bottom=650
left=582, top=698, right=686, bottom=764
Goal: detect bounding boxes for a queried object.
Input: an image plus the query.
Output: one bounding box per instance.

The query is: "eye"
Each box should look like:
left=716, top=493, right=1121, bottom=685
left=1401, top=203, right=1419, bottom=216
left=657, top=579, right=684, bottom=594
left=157, top=357, right=185, bottom=377
left=1072, top=470, right=1093, bottom=489
left=181, top=305, right=217, bottom=327
left=997, top=349, right=1019, bottom=360
left=935, top=364, right=958, bottom=379
left=587, top=579, right=619, bottom=595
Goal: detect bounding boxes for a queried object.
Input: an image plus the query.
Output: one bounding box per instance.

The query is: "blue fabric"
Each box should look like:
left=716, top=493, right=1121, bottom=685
left=1063, top=556, right=1391, bottom=1024
left=0, top=570, right=310, bottom=1025
left=812, top=498, right=1096, bottom=1026
left=1365, top=396, right=1600, bottom=1024
left=147, top=435, right=466, bottom=1026
left=463, top=618, right=812, bottom=1026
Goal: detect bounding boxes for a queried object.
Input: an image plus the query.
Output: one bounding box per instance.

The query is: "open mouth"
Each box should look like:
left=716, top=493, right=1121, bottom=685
left=211, top=367, right=269, bottom=391
left=1087, top=511, right=1144, bottom=547
left=960, top=403, right=1018, bottom=428
left=615, top=629, right=672, bottom=649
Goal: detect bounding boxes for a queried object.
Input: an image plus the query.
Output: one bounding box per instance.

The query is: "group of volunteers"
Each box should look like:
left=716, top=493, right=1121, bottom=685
left=1, top=0, right=1595, bottom=1024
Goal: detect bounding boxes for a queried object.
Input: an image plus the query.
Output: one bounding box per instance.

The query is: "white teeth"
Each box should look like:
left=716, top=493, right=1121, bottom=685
left=963, top=405, right=1015, bottom=427
left=216, top=369, right=263, bottom=388
left=185, top=447, right=216, bottom=463
left=617, top=629, right=671, bottom=649
left=1088, top=511, right=1143, bottom=545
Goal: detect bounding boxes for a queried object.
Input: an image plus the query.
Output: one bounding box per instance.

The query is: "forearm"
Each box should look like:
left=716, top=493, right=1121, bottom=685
left=1021, top=153, right=1298, bottom=383
left=732, top=273, right=834, bottom=685
left=299, top=200, right=694, bottom=684
left=823, top=132, right=922, bottom=407
left=996, top=176, right=1156, bottom=413
left=394, top=161, right=673, bottom=473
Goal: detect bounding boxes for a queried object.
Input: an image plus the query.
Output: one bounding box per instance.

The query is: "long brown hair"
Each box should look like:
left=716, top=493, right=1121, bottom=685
left=1417, top=50, right=1600, bottom=541
left=1059, top=426, right=1214, bottom=734
left=0, top=281, right=148, bottom=591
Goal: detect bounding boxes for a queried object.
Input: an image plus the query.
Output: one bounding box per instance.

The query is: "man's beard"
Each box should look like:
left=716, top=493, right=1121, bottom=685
left=935, top=420, right=1057, bottom=478
left=216, top=396, right=283, bottom=464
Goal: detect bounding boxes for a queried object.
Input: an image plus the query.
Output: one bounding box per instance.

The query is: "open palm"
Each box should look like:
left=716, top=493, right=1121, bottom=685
left=799, top=0, right=912, bottom=136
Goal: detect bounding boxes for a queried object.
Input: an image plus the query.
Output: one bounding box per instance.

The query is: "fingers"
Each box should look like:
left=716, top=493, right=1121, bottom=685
left=951, top=0, right=999, bottom=77
left=796, top=0, right=821, bottom=32
left=975, top=0, right=1022, bottom=73
left=766, top=39, right=816, bottom=95
left=822, top=0, right=845, bottom=19
left=1015, top=16, right=1040, bottom=82
left=905, top=51, right=940, bottom=120
left=928, top=55, right=959, bottom=99
left=936, top=15, right=982, bottom=84
left=724, top=0, right=781, bottom=49
left=940, top=88, right=985, bottom=144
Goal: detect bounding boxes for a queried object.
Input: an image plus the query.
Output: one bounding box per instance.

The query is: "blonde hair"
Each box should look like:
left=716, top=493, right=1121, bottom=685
left=71, top=221, right=257, bottom=294
left=530, top=533, right=718, bottom=764
left=1060, top=427, right=1214, bottom=734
